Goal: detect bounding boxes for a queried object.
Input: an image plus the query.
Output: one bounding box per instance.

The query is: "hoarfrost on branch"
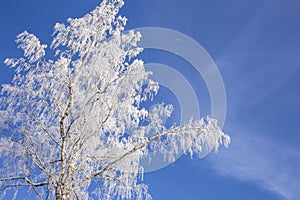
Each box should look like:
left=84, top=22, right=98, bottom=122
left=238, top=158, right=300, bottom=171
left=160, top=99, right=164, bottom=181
left=0, top=0, right=230, bottom=199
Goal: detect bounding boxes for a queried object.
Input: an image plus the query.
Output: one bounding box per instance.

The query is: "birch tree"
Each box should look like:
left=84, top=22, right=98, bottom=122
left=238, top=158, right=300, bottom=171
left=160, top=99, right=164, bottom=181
left=0, top=0, right=230, bottom=199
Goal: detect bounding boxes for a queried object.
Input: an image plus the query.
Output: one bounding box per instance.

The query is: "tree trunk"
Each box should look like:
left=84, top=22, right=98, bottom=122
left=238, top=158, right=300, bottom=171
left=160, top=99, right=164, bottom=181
left=55, top=185, right=70, bottom=200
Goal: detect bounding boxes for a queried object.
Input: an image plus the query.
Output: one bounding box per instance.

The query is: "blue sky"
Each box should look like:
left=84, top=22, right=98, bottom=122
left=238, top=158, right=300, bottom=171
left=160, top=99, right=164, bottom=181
left=1, top=0, right=300, bottom=200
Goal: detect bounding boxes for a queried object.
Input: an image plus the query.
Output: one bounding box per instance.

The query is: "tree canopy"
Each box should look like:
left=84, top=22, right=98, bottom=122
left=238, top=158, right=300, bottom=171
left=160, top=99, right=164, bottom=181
left=0, top=0, right=230, bottom=199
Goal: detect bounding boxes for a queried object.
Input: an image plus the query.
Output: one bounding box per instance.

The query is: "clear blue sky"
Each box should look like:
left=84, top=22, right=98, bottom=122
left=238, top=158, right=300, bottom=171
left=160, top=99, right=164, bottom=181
left=1, top=0, right=300, bottom=200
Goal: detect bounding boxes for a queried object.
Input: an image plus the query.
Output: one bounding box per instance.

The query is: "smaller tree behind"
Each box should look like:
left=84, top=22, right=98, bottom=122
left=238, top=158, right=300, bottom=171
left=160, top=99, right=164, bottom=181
left=0, top=0, right=230, bottom=199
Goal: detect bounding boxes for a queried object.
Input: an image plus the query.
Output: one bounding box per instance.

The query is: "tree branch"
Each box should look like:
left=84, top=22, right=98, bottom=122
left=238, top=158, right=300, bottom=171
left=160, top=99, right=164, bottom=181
left=76, top=126, right=196, bottom=187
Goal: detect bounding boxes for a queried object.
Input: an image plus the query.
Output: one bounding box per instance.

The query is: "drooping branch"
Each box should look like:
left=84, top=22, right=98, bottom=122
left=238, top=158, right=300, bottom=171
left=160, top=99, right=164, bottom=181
left=0, top=176, right=48, bottom=189
left=77, top=123, right=229, bottom=187
left=0, top=176, right=48, bottom=200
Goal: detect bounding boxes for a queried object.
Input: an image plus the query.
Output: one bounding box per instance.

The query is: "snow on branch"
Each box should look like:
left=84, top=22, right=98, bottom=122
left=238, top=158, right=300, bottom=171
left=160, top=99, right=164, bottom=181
left=0, top=0, right=230, bottom=199
left=16, top=31, right=47, bottom=63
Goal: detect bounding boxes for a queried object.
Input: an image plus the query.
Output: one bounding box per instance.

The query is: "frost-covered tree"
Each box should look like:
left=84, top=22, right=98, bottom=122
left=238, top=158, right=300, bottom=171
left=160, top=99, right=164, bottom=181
left=0, top=0, right=230, bottom=199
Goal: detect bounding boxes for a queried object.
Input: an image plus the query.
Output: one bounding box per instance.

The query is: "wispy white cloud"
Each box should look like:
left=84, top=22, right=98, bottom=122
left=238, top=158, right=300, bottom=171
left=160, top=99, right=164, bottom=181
left=196, top=1, right=300, bottom=200
left=209, top=130, right=300, bottom=200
